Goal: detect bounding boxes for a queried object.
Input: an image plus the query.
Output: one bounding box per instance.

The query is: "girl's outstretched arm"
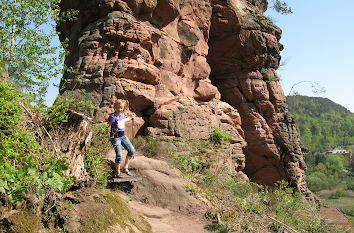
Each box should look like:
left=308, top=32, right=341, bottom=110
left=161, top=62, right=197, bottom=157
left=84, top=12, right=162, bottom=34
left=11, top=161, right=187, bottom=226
left=123, top=113, right=135, bottom=122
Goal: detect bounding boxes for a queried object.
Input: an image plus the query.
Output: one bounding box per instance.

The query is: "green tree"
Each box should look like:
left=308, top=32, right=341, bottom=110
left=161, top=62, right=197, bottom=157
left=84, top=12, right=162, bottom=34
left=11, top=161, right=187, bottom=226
left=305, top=152, right=349, bottom=192
left=0, top=0, right=76, bottom=102
left=324, top=154, right=346, bottom=177
left=287, top=95, right=354, bottom=151
left=270, top=0, right=293, bottom=14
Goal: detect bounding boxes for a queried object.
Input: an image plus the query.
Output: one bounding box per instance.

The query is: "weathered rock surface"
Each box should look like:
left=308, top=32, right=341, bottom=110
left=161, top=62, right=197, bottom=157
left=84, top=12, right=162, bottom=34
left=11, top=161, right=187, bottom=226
left=207, top=0, right=309, bottom=196
left=58, top=0, right=311, bottom=196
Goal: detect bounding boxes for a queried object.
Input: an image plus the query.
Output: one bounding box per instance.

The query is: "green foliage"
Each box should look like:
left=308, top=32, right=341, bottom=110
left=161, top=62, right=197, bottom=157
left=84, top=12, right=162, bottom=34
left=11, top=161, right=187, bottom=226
left=172, top=139, right=217, bottom=179
left=164, top=137, right=338, bottom=232
left=305, top=153, right=350, bottom=192
left=186, top=164, right=332, bottom=232
left=205, top=222, right=229, bottom=233
left=0, top=0, right=78, bottom=101
left=184, top=183, right=201, bottom=193
left=228, top=178, right=255, bottom=199
left=258, top=181, right=328, bottom=232
left=209, top=129, right=232, bottom=145
left=329, top=190, right=345, bottom=199
left=269, top=221, right=284, bottom=232
left=287, top=95, right=354, bottom=151
left=0, top=80, right=74, bottom=206
left=174, top=154, right=199, bottom=176
left=0, top=81, right=23, bottom=128
left=256, top=15, right=266, bottom=23
left=46, top=94, right=94, bottom=125
left=260, top=68, right=277, bottom=87
left=45, top=95, right=74, bottom=124
left=84, top=123, right=111, bottom=188
left=266, top=75, right=277, bottom=88
left=0, top=145, right=73, bottom=206
left=270, top=0, right=293, bottom=15
left=347, top=182, right=354, bottom=191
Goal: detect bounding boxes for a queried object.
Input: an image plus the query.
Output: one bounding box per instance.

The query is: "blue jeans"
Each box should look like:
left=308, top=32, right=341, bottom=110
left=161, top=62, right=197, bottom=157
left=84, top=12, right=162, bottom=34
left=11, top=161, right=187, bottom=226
left=111, top=135, right=135, bottom=164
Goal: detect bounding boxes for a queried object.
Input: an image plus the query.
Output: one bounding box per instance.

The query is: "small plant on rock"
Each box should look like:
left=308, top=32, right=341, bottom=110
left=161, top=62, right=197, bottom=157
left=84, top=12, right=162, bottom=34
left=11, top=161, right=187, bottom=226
left=133, top=136, right=169, bottom=158
left=209, top=129, right=232, bottom=145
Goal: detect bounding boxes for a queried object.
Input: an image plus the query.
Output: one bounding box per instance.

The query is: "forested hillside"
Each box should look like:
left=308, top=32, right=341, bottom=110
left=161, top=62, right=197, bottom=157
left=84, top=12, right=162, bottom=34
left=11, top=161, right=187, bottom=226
left=287, top=95, right=354, bottom=151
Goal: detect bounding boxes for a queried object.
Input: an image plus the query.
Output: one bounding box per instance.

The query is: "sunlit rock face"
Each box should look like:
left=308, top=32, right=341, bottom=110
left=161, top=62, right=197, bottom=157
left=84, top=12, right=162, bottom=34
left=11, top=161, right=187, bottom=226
left=58, top=0, right=311, bottom=197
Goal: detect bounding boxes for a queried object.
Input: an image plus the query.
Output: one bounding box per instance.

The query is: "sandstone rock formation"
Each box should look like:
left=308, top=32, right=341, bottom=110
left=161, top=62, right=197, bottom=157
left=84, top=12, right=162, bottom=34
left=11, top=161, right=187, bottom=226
left=58, top=0, right=311, bottom=197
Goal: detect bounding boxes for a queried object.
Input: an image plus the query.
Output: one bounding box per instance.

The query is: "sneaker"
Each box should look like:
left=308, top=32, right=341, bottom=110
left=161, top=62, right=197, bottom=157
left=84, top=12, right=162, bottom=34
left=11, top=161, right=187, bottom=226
left=123, top=169, right=132, bottom=176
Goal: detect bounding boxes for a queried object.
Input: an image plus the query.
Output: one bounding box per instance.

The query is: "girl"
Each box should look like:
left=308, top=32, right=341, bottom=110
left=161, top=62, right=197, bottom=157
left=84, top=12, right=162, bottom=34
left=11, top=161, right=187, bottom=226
left=106, top=99, right=135, bottom=178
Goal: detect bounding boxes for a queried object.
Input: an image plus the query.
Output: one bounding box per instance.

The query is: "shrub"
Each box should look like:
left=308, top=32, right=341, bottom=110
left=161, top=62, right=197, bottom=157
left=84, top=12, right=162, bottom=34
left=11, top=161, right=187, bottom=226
left=328, top=190, right=344, bottom=199
left=209, top=129, right=231, bottom=145
left=174, top=154, right=199, bottom=176
left=347, top=182, right=354, bottom=191
left=169, top=135, right=335, bottom=233
left=0, top=81, right=23, bottom=128
left=306, top=171, right=331, bottom=192
left=0, top=144, right=73, bottom=206
left=228, top=178, right=254, bottom=198
left=133, top=136, right=168, bottom=158
left=0, top=80, right=74, bottom=206
left=269, top=222, right=284, bottom=232
left=46, top=94, right=94, bottom=125
left=132, top=136, right=146, bottom=150
left=205, top=222, right=229, bottom=233
left=84, top=123, right=111, bottom=188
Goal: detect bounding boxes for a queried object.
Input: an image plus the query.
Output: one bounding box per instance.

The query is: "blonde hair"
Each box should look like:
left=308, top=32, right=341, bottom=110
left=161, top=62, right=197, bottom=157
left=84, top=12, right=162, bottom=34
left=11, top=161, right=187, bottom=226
left=114, top=99, right=129, bottom=111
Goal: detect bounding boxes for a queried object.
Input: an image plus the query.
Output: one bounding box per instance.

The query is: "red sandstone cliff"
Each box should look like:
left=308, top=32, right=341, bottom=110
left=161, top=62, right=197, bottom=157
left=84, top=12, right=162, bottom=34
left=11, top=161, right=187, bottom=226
left=57, top=0, right=311, bottom=197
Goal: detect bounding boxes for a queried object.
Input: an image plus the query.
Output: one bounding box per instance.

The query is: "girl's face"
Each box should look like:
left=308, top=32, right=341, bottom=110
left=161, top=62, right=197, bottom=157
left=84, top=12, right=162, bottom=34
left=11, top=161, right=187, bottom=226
left=115, top=104, right=124, bottom=114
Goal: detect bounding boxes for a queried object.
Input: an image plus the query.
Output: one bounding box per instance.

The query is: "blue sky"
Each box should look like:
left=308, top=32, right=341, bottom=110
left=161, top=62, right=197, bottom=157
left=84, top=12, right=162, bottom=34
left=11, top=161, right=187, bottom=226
left=47, top=0, right=354, bottom=112
left=265, top=0, right=354, bottom=112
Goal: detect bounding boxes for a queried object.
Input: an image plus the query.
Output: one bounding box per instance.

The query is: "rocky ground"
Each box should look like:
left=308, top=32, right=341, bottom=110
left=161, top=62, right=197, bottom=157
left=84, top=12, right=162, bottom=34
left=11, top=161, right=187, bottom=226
left=57, top=149, right=212, bottom=233
left=105, top=150, right=211, bottom=233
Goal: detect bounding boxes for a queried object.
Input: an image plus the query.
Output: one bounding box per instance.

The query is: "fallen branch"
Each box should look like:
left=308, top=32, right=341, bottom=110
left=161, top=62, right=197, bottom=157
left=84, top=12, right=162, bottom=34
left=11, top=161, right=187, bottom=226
left=19, top=102, right=60, bottom=156
left=41, top=126, right=59, bottom=156
left=68, top=109, right=92, bottom=121
left=19, top=102, right=33, bottom=119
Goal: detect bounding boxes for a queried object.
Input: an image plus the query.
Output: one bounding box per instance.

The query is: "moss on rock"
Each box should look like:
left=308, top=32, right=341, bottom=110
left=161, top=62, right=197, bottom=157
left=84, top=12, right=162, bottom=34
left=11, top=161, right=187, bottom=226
left=80, top=191, right=152, bottom=233
left=5, top=208, right=40, bottom=233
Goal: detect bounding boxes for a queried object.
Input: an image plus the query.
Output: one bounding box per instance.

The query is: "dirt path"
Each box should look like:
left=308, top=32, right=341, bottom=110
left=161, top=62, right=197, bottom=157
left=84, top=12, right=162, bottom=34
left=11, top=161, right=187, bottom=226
left=106, top=149, right=211, bottom=232
left=127, top=197, right=210, bottom=233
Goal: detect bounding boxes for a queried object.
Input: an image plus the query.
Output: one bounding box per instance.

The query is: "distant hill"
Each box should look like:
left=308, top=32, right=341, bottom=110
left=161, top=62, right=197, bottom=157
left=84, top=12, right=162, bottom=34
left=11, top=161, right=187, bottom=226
left=286, top=95, right=354, bottom=152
